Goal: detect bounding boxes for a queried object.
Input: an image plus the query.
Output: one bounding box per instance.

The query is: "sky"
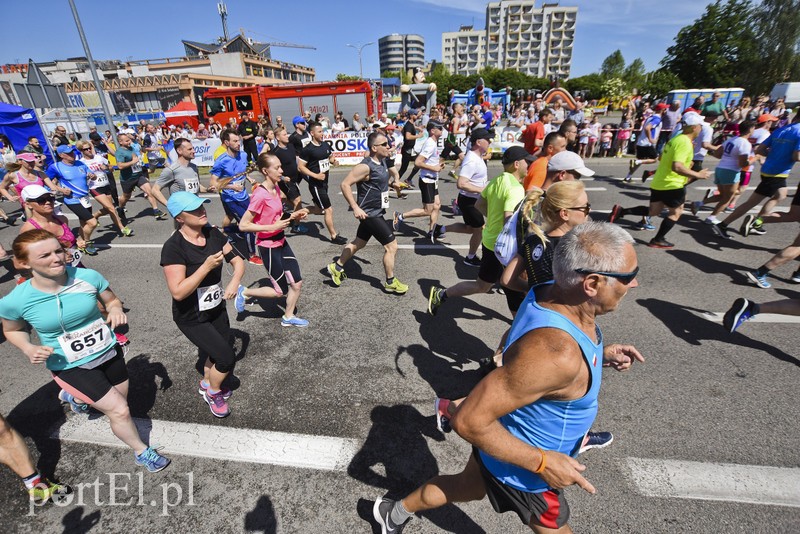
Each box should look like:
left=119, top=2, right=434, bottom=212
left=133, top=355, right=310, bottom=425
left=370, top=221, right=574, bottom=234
left=0, top=0, right=711, bottom=82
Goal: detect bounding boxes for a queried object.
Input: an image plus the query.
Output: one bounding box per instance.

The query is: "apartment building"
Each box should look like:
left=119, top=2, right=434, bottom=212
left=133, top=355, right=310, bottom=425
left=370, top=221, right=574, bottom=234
left=378, top=34, right=425, bottom=74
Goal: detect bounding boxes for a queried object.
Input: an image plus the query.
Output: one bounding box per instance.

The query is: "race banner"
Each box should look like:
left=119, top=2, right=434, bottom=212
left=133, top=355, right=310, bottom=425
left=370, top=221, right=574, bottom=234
left=322, top=131, right=370, bottom=165
left=166, top=138, right=223, bottom=167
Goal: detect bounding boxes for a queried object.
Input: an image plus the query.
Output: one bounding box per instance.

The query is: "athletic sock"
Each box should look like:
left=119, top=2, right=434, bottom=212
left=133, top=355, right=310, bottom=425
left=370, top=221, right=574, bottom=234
left=654, top=218, right=676, bottom=240
left=466, top=253, right=476, bottom=259
left=207, top=388, right=220, bottom=395
left=22, top=472, right=42, bottom=490
left=440, top=290, right=448, bottom=302
left=755, top=265, right=771, bottom=277
left=334, top=262, right=344, bottom=272
left=634, top=159, right=642, bottom=165
left=628, top=206, right=650, bottom=217
left=386, top=277, right=395, bottom=285
left=390, top=500, right=413, bottom=524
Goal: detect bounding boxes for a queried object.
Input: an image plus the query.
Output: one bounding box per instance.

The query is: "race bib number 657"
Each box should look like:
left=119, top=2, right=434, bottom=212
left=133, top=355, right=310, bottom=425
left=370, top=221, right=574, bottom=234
left=57, top=319, right=115, bottom=363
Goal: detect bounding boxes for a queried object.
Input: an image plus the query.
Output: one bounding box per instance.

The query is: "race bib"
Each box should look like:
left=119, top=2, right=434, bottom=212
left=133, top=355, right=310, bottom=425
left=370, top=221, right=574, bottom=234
left=197, top=284, right=223, bottom=311
left=301, top=137, right=311, bottom=148
left=318, top=159, right=330, bottom=173
left=89, top=173, right=109, bottom=188
left=78, top=196, right=92, bottom=209
left=381, top=191, right=389, bottom=209
left=132, top=161, right=143, bottom=173
left=57, top=318, right=114, bottom=363
left=65, top=248, right=83, bottom=267
left=185, top=177, right=200, bottom=194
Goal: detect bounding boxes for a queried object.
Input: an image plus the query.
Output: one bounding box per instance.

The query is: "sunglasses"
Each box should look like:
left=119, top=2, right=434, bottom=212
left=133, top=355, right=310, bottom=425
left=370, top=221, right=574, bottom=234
left=30, top=195, right=55, bottom=204
left=375, top=142, right=389, bottom=147
left=575, top=266, right=639, bottom=285
left=567, top=204, right=591, bottom=215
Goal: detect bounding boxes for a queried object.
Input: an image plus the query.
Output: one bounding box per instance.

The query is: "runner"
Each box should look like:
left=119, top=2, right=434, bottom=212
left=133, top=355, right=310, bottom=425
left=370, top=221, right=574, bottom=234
left=297, top=121, right=347, bottom=244
left=0, top=229, right=170, bottom=472
left=235, top=153, right=310, bottom=326
left=427, top=147, right=534, bottom=317
left=271, top=127, right=308, bottom=234
left=0, top=152, right=63, bottom=221
left=442, top=103, right=468, bottom=178
left=19, top=185, right=86, bottom=269
left=288, top=116, right=312, bottom=152
left=723, top=297, right=800, bottom=333
left=398, top=109, right=424, bottom=187
left=374, top=222, right=643, bottom=534
left=75, top=140, right=132, bottom=237
left=150, top=138, right=204, bottom=208
left=393, top=120, right=446, bottom=243
left=326, top=131, right=409, bottom=294
left=729, top=114, right=777, bottom=213
left=209, top=129, right=262, bottom=265
left=744, top=230, right=800, bottom=288
left=624, top=103, right=666, bottom=182
left=115, top=134, right=168, bottom=221
left=441, top=128, right=493, bottom=266
left=160, top=192, right=246, bottom=417
left=523, top=131, right=568, bottom=191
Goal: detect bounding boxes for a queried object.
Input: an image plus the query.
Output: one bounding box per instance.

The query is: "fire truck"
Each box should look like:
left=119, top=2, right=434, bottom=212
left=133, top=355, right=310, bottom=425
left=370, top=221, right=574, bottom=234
left=201, top=80, right=381, bottom=132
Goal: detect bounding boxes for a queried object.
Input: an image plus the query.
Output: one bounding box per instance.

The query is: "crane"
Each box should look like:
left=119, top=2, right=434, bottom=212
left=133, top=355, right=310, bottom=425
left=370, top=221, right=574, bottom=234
left=238, top=27, right=316, bottom=51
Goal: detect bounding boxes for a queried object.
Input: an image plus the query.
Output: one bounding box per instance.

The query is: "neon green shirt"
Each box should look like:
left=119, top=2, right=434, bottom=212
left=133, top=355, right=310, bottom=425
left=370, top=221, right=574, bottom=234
left=481, top=172, right=525, bottom=251
left=651, top=134, right=694, bottom=191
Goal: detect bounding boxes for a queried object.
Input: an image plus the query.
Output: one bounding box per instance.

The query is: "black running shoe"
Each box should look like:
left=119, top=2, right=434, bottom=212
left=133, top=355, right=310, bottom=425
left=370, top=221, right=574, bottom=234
left=373, top=497, right=411, bottom=534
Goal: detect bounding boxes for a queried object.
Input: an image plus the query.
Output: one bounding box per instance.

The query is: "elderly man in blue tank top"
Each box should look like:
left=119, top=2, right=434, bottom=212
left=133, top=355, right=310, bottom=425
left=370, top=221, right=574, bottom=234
left=373, top=221, right=644, bottom=534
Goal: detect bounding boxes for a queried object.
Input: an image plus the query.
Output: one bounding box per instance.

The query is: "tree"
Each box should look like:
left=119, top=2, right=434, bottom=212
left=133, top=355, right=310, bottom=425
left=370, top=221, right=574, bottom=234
left=565, top=73, right=605, bottom=100
left=336, top=73, right=361, bottom=81
left=641, top=69, right=685, bottom=100
left=624, top=58, right=646, bottom=92
left=600, top=50, right=626, bottom=79
left=743, top=0, right=800, bottom=96
left=600, top=77, right=628, bottom=100
left=660, top=0, right=759, bottom=88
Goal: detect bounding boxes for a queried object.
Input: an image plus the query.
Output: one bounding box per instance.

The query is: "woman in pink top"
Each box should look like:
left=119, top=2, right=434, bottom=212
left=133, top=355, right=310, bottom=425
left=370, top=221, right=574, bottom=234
left=236, top=153, right=310, bottom=327
left=0, top=153, right=66, bottom=221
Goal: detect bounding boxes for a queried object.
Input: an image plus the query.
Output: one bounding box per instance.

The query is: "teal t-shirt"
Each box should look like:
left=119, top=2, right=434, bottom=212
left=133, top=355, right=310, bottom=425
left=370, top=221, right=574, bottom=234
left=0, top=267, right=116, bottom=371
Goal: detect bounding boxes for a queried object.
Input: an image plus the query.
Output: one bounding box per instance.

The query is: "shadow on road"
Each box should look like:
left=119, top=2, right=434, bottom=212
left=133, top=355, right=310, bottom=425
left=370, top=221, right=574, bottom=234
left=61, top=506, right=101, bottom=534
left=244, top=494, right=277, bottom=533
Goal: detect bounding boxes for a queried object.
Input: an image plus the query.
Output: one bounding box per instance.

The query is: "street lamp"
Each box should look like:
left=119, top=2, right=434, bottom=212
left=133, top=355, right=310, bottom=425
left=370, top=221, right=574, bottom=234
left=346, top=42, right=374, bottom=79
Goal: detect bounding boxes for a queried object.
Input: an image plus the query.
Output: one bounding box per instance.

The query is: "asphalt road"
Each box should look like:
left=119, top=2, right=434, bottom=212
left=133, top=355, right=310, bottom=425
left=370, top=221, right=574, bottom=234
left=0, top=156, right=798, bottom=534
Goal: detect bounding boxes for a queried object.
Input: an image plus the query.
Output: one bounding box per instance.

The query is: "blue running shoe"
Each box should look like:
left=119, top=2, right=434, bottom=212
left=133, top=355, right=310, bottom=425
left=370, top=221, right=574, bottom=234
left=58, top=390, right=89, bottom=414
left=281, top=315, right=309, bottom=327
left=579, top=431, right=614, bottom=454
left=723, top=298, right=756, bottom=333
left=134, top=446, right=171, bottom=472
left=234, top=285, right=247, bottom=313
left=745, top=271, right=771, bottom=289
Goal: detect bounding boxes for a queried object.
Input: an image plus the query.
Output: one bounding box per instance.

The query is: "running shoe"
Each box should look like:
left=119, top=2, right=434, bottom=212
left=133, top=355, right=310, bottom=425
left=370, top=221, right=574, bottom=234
left=463, top=255, right=481, bottom=267
left=704, top=216, right=719, bottom=225
left=79, top=242, right=98, bottom=256
left=373, top=497, right=411, bottom=534
left=636, top=218, right=656, bottom=231
left=395, top=181, right=410, bottom=190
left=58, top=390, right=89, bottom=414
left=703, top=188, right=716, bottom=203
left=202, top=390, right=231, bottom=418
left=331, top=234, right=348, bottom=245
left=641, top=170, right=654, bottom=182
left=248, top=255, right=263, bottom=266
left=451, top=198, right=461, bottom=216
left=434, top=224, right=446, bottom=239
left=791, top=270, right=800, bottom=283
left=428, top=287, right=444, bottom=316
left=327, top=262, right=347, bottom=286
left=153, top=209, right=168, bottom=221
left=740, top=214, right=755, bottom=237
left=234, top=285, right=247, bottom=313
left=384, top=278, right=409, bottom=294
left=579, top=431, right=614, bottom=454
left=723, top=297, right=756, bottom=333
left=281, top=315, right=309, bottom=327
left=750, top=224, right=766, bottom=235
left=121, top=226, right=134, bottom=237
left=198, top=380, right=232, bottom=400
left=291, top=223, right=309, bottom=234
left=711, top=224, right=732, bottom=239
left=403, top=179, right=415, bottom=190
left=690, top=201, right=702, bottom=216
left=392, top=211, right=403, bottom=231
left=434, top=397, right=452, bottom=433
left=426, top=230, right=436, bottom=244
left=28, top=478, right=72, bottom=504
left=134, top=446, right=171, bottom=472
left=448, top=169, right=458, bottom=179
left=647, top=238, right=674, bottom=249
left=608, top=204, right=622, bottom=224
left=3, top=215, right=17, bottom=226
left=115, top=332, right=130, bottom=346
left=745, top=271, right=771, bottom=289
left=724, top=204, right=735, bottom=213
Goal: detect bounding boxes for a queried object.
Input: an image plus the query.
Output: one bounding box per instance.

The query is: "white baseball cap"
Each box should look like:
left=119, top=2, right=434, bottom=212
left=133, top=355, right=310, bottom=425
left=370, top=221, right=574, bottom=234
left=682, top=112, right=704, bottom=126
left=547, top=151, right=595, bottom=177
left=21, top=184, right=51, bottom=201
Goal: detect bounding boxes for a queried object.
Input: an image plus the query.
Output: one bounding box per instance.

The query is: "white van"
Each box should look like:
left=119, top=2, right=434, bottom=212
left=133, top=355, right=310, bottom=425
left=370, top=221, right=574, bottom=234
left=770, top=83, right=800, bottom=106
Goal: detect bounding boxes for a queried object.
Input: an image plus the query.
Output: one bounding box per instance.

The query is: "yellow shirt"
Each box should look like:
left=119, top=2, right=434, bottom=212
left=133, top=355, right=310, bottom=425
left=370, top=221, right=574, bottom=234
left=651, top=134, right=694, bottom=191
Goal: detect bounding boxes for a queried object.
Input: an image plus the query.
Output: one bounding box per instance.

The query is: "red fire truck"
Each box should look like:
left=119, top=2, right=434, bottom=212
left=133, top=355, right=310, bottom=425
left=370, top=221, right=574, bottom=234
left=201, top=80, right=381, bottom=131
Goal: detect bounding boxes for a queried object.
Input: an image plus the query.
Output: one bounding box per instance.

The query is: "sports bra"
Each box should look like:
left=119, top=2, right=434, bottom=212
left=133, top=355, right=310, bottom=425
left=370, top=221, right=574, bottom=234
left=13, top=171, right=46, bottom=205
left=28, top=216, right=76, bottom=249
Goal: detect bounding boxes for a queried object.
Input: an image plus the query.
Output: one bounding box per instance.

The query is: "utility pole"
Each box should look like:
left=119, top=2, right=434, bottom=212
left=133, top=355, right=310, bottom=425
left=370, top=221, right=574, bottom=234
left=346, top=42, right=375, bottom=79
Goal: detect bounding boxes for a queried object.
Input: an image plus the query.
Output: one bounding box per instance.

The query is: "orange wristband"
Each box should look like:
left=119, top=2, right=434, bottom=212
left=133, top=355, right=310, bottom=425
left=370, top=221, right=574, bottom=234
left=534, top=448, right=547, bottom=474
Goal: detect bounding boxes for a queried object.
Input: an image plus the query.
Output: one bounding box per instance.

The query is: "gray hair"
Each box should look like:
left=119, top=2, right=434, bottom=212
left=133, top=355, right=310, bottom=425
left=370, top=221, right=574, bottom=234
left=552, top=222, right=635, bottom=288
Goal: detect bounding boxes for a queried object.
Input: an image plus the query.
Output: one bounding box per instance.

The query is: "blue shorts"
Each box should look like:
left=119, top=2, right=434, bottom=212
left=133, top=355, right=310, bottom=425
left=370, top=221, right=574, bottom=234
left=714, top=168, right=740, bottom=186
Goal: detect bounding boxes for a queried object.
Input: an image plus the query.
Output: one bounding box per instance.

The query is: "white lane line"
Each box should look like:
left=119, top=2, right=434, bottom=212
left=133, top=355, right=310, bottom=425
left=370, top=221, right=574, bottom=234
left=99, top=243, right=473, bottom=250
left=625, top=458, right=800, bottom=508
left=699, top=311, right=800, bottom=324
left=53, top=415, right=359, bottom=472
left=584, top=187, right=607, bottom=191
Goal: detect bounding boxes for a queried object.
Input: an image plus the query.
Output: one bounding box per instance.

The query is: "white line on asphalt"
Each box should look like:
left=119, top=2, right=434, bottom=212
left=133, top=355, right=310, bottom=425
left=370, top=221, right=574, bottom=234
left=699, top=311, right=800, bottom=324
left=625, top=457, right=800, bottom=508
left=99, top=243, right=473, bottom=250
left=53, top=415, right=360, bottom=472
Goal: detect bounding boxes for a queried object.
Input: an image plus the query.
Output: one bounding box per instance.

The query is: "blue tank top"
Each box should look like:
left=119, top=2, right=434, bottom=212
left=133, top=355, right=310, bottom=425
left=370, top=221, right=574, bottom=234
left=479, top=283, right=604, bottom=493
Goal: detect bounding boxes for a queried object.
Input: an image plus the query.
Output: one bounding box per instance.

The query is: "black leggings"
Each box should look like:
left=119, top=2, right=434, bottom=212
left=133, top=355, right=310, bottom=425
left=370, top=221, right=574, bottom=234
left=177, top=310, right=236, bottom=373
left=398, top=152, right=419, bottom=182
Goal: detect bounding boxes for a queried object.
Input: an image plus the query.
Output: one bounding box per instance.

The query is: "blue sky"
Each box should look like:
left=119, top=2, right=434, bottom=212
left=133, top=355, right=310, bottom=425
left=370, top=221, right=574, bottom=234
left=1, top=0, right=709, bottom=81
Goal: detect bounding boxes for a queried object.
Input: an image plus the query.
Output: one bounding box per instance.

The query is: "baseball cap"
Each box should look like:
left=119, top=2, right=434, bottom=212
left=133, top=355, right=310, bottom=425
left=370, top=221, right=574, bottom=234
left=292, top=116, right=306, bottom=126
left=655, top=103, right=669, bottom=112
left=426, top=120, right=445, bottom=132
left=682, top=112, right=704, bottom=126
left=470, top=128, right=493, bottom=143
left=21, top=185, right=51, bottom=201
left=167, top=191, right=210, bottom=218
left=56, top=145, right=74, bottom=155
left=89, top=132, right=102, bottom=141
left=757, top=113, right=779, bottom=123
left=373, top=121, right=386, bottom=129
left=547, top=151, right=595, bottom=177
left=16, top=152, right=38, bottom=162
left=502, top=146, right=536, bottom=165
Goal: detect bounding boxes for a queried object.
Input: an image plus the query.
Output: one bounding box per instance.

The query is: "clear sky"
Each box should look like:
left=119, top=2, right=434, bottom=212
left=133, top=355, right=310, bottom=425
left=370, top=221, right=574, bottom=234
left=0, top=0, right=710, bottom=82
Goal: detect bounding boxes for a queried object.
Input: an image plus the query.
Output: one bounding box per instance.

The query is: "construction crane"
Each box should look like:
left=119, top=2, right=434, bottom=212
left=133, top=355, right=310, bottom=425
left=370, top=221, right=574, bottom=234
left=238, top=27, right=316, bottom=51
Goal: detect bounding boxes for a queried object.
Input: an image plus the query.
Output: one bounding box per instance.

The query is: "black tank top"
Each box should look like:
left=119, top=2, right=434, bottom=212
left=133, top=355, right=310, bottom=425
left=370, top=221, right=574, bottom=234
left=357, top=157, right=390, bottom=217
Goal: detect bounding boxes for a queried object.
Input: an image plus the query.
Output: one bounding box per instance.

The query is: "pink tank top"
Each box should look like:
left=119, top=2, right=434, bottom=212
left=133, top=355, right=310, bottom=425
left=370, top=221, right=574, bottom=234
left=14, top=171, right=46, bottom=206
left=28, top=217, right=77, bottom=249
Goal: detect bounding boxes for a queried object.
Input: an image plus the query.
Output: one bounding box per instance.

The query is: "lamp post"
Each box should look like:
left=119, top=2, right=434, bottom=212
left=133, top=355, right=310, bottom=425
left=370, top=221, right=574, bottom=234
left=346, top=42, right=374, bottom=79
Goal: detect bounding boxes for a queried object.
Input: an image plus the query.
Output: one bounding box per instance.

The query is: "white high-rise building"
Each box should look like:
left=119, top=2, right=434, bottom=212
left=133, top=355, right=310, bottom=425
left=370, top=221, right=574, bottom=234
left=379, top=34, right=425, bottom=74
left=442, top=1, right=576, bottom=78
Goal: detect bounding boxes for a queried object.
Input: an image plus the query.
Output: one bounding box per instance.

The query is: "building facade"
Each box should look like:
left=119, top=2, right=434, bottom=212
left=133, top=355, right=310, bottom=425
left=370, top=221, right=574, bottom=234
left=378, top=34, right=425, bottom=74
left=442, top=1, right=576, bottom=79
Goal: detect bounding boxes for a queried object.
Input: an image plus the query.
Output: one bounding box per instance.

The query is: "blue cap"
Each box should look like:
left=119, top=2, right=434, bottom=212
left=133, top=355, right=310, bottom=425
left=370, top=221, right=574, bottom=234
left=166, top=191, right=210, bottom=218
left=56, top=145, right=74, bottom=154
left=292, top=116, right=306, bottom=126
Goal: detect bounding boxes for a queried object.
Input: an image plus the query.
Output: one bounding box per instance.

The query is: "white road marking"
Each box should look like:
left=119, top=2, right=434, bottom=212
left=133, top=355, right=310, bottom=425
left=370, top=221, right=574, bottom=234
left=99, top=243, right=473, bottom=250
left=699, top=311, right=800, bottom=324
left=53, top=415, right=360, bottom=472
left=625, top=458, right=800, bottom=508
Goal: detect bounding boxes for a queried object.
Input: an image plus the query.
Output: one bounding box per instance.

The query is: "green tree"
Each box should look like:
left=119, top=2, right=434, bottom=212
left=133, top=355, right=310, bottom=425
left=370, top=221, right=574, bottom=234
left=600, top=77, right=628, bottom=100
left=660, top=0, right=759, bottom=88
left=600, top=50, right=626, bottom=79
left=624, top=58, right=646, bottom=90
left=743, top=0, right=800, bottom=96
left=336, top=73, right=361, bottom=81
left=565, top=73, right=605, bottom=99
left=641, top=69, right=685, bottom=100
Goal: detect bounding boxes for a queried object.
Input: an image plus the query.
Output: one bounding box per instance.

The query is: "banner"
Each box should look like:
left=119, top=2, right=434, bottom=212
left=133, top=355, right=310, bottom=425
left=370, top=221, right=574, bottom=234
left=322, top=131, right=370, bottom=165
left=157, top=88, right=183, bottom=112
left=165, top=137, right=223, bottom=167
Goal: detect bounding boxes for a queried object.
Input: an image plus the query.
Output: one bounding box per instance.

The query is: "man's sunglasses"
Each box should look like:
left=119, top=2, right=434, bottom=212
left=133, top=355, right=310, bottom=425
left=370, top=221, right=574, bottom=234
left=575, top=266, right=639, bottom=284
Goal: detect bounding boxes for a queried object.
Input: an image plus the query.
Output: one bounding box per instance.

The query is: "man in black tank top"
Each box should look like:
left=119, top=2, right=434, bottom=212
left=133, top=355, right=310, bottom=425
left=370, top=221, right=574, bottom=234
left=326, top=132, right=408, bottom=294
left=272, top=126, right=307, bottom=233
